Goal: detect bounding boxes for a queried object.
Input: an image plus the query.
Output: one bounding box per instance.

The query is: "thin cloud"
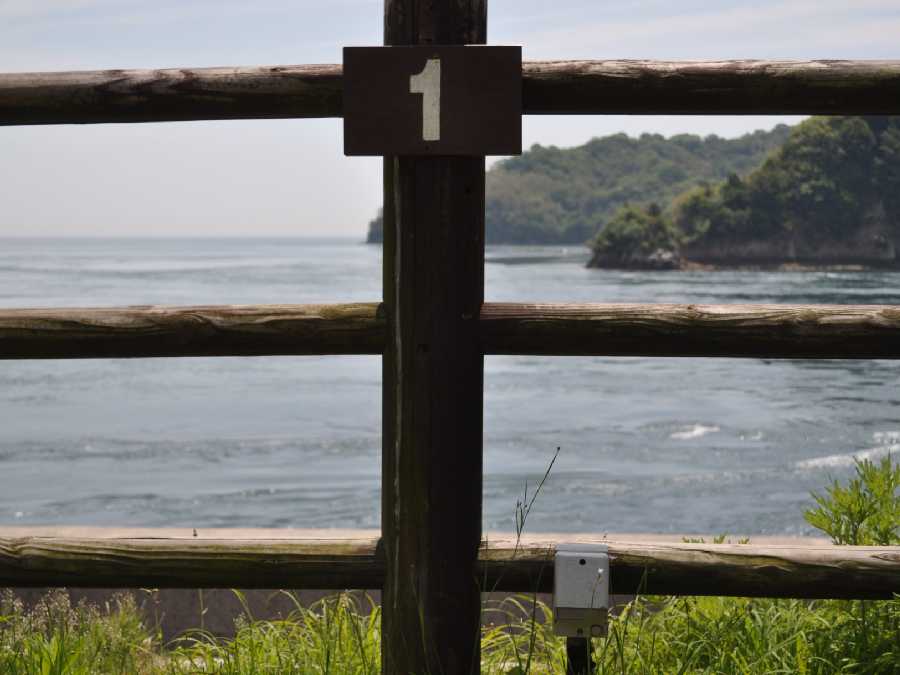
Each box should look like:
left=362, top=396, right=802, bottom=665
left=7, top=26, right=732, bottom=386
left=520, top=0, right=900, bottom=59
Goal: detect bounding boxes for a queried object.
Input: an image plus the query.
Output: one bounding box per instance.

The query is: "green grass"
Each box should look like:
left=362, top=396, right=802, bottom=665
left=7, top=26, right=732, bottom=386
left=0, top=590, right=156, bottom=674
left=1, top=456, right=897, bottom=674
left=2, top=589, right=898, bottom=674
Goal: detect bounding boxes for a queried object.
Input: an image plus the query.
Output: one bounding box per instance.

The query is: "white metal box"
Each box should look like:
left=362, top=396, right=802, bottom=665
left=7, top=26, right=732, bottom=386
left=553, top=543, right=610, bottom=637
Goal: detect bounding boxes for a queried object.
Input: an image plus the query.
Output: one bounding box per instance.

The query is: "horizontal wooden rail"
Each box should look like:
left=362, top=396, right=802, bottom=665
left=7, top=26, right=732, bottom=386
left=1, top=536, right=898, bottom=599
left=522, top=60, right=900, bottom=115
left=0, top=536, right=383, bottom=590
left=3, top=302, right=900, bottom=360
left=480, top=303, right=900, bottom=359
left=0, top=64, right=342, bottom=125
left=0, top=303, right=383, bottom=358
left=2, top=60, right=899, bottom=125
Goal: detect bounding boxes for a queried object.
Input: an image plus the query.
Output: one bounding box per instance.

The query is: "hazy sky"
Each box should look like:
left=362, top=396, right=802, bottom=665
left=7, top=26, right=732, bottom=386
left=1, top=0, right=898, bottom=237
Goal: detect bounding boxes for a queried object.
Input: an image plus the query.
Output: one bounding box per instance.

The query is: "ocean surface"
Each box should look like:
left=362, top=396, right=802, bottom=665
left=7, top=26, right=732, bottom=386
left=1, top=237, right=899, bottom=535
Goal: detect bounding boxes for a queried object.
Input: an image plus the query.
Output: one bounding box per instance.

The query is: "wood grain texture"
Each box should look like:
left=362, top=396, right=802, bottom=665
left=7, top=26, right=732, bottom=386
left=480, top=303, right=900, bottom=358
left=3, top=59, right=899, bottom=126
left=0, top=303, right=383, bottom=359
left=4, top=302, right=900, bottom=360
left=522, top=59, right=900, bottom=114
left=0, top=536, right=382, bottom=589
left=485, top=540, right=900, bottom=599
left=383, top=156, right=486, bottom=674
left=381, top=2, right=487, bottom=673
left=0, top=64, right=342, bottom=125
left=1, top=536, right=898, bottom=599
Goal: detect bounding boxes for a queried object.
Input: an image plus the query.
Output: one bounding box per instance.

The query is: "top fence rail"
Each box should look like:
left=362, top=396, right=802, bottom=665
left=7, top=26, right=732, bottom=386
left=2, top=60, right=900, bottom=126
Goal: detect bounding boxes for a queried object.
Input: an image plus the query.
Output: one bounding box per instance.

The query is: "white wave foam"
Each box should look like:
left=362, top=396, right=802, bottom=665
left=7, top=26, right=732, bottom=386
left=796, top=433, right=899, bottom=470
left=670, top=424, right=720, bottom=440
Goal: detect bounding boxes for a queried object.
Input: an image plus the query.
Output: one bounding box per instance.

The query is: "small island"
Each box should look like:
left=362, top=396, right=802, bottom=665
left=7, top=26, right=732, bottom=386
left=588, top=116, right=900, bottom=270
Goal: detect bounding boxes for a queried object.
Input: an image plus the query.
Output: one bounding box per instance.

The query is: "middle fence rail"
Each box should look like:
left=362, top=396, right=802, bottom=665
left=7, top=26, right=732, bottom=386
left=2, top=303, right=900, bottom=359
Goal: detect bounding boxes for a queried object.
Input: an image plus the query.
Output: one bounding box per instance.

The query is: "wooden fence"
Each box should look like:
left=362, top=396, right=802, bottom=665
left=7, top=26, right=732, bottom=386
left=2, top=1, right=900, bottom=672
left=3, top=303, right=900, bottom=360
left=2, top=535, right=899, bottom=600
left=4, top=60, right=900, bottom=125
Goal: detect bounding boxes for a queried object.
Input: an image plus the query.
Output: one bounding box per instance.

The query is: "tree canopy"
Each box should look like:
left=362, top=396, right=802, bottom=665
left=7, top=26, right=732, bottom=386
left=590, top=116, right=900, bottom=268
left=366, top=125, right=791, bottom=244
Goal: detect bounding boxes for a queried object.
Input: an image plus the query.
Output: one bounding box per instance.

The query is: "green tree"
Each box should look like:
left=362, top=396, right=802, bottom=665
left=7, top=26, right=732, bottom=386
left=366, top=126, right=792, bottom=244
left=589, top=202, right=680, bottom=266
left=668, top=116, right=899, bottom=253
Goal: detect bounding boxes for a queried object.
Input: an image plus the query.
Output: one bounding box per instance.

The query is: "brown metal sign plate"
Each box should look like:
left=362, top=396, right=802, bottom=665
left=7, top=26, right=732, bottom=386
left=343, top=46, right=522, bottom=156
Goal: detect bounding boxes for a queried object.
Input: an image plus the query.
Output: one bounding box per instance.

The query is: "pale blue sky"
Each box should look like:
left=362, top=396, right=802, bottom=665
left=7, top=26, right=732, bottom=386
left=1, top=0, right=898, bottom=237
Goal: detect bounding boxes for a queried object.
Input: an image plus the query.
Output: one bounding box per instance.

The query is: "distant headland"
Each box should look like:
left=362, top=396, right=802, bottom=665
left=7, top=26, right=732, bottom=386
left=367, top=117, right=900, bottom=271
left=366, top=124, right=791, bottom=246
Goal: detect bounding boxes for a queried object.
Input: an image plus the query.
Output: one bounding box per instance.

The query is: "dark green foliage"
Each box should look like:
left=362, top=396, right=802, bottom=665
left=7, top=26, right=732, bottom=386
left=366, top=125, right=791, bottom=244
left=588, top=203, right=681, bottom=267
left=671, top=116, right=900, bottom=247
left=874, top=121, right=900, bottom=228
left=487, top=127, right=789, bottom=245
left=592, top=116, right=900, bottom=266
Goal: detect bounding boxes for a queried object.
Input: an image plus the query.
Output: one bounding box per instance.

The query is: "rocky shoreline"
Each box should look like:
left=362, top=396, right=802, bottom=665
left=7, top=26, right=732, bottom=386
left=588, top=227, right=900, bottom=272
left=587, top=254, right=900, bottom=272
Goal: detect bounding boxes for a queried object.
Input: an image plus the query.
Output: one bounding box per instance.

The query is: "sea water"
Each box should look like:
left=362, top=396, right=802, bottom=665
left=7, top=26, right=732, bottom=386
left=1, top=237, right=898, bottom=535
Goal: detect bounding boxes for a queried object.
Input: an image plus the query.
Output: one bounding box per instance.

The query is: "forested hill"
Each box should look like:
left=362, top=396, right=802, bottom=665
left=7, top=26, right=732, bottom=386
left=589, top=116, right=900, bottom=269
left=366, top=124, right=792, bottom=245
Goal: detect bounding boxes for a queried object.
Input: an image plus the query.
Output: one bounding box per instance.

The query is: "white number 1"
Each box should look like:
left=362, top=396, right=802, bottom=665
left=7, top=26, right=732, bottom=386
left=410, top=58, right=441, bottom=142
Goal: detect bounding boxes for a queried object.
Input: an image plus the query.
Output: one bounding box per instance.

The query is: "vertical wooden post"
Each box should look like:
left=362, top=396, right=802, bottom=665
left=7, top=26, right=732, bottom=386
left=382, top=1, right=487, bottom=673
left=567, top=637, right=591, bottom=675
